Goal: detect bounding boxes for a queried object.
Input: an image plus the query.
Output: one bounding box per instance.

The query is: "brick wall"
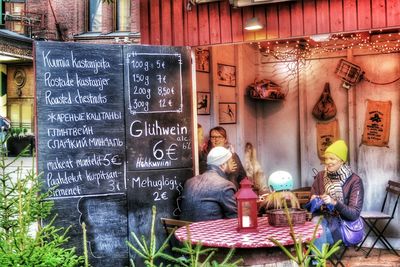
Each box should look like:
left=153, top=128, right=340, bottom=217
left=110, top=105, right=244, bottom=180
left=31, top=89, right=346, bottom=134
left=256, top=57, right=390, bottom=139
left=26, top=0, right=141, bottom=43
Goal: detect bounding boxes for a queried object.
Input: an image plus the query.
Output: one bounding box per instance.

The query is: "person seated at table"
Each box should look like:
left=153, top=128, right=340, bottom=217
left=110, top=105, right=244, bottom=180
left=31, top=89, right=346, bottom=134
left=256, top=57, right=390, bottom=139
left=199, top=126, right=246, bottom=189
left=308, top=140, right=364, bottom=253
left=180, top=146, right=237, bottom=222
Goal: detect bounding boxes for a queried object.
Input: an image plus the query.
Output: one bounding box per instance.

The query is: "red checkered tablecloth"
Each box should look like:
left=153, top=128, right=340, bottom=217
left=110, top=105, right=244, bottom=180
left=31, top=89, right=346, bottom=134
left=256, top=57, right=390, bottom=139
left=175, top=217, right=321, bottom=248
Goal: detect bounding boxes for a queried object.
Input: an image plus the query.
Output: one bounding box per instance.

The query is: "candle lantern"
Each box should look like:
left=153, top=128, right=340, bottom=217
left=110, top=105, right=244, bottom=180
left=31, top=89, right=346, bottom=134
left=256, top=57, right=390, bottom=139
left=236, top=177, right=258, bottom=232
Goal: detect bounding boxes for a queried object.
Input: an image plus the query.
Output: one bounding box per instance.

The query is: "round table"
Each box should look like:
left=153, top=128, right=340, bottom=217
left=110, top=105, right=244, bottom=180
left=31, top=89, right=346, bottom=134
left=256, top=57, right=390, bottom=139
left=175, top=216, right=322, bottom=266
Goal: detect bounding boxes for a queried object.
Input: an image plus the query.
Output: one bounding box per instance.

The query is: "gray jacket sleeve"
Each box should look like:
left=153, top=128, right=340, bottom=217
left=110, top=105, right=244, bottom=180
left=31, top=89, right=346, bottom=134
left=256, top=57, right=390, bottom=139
left=219, top=184, right=237, bottom=219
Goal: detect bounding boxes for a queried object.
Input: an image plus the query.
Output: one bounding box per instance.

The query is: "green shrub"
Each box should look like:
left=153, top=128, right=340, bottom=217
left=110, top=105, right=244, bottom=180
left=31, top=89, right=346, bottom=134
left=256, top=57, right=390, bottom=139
left=0, top=138, right=83, bottom=266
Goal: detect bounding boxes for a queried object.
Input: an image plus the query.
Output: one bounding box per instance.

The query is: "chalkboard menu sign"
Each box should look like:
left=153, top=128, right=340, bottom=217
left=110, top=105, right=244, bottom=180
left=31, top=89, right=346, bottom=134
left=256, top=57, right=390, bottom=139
left=35, top=41, right=126, bottom=197
left=35, top=41, right=193, bottom=267
left=123, top=45, right=192, bottom=171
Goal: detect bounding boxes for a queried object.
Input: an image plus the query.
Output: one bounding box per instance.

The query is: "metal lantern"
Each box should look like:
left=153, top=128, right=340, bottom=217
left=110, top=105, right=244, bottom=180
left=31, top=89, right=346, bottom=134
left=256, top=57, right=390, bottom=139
left=236, top=177, right=258, bottom=232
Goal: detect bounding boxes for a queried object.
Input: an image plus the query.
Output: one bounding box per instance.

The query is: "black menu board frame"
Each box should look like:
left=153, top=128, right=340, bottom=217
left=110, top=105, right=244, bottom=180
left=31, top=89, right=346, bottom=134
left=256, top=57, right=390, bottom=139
left=35, top=41, right=194, bottom=266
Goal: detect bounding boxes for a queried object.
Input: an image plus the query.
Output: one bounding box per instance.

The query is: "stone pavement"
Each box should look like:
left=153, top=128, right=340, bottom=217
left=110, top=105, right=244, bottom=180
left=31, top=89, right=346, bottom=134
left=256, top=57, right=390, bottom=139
left=335, top=247, right=400, bottom=267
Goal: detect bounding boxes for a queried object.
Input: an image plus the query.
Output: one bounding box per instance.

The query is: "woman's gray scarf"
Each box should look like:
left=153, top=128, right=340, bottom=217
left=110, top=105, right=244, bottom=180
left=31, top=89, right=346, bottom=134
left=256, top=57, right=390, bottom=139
left=323, top=163, right=352, bottom=202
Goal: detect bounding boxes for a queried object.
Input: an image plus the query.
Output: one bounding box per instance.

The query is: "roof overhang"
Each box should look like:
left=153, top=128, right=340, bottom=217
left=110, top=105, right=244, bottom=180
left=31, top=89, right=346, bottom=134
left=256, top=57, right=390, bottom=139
left=0, top=29, right=33, bottom=64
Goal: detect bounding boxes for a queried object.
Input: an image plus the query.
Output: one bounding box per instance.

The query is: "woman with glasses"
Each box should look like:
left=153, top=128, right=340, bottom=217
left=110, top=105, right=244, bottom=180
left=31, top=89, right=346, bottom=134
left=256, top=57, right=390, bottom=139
left=199, top=126, right=246, bottom=189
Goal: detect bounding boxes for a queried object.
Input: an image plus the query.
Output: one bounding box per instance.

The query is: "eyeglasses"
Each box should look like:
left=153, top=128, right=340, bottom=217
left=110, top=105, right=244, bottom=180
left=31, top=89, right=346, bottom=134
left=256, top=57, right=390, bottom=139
left=210, top=136, right=224, bottom=140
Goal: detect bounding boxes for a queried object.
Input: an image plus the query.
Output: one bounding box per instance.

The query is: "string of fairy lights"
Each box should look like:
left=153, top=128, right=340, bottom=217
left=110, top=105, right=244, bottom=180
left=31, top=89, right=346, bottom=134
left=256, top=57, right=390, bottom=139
left=257, top=31, right=400, bottom=61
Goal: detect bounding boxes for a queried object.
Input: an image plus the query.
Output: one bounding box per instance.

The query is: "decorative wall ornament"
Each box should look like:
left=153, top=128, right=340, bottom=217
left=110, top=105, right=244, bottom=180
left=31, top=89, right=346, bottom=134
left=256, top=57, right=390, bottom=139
left=14, top=68, right=26, bottom=87
left=362, top=100, right=391, bottom=147
left=195, top=48, right=209, bottom=72
left=14, top=68, right=26, bottom=97
left=247, top=79, right=286, bottom=101
left=197, top=91, right=210, bottom=115
left=219, top=102, right=236, bottom=124
left=217, top=64, right=236, bottom=87
left=335, top=59, right=364, bottom=89
left=312, top=83, right=337, bottom=121
left=316, top=120, right=339, bottom=160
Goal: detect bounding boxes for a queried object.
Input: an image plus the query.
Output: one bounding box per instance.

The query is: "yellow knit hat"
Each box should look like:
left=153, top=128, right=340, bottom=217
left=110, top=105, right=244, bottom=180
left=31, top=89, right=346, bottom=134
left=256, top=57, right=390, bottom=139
left=324, top=140, right=348, bottom=162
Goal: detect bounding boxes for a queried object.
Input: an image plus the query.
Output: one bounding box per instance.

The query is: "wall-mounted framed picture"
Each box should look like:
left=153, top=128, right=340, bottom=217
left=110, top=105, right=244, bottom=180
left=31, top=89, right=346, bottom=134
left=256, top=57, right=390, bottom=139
left=219, top=102, right=236, bottom=124
left=217, top=63, right=236, bottom=87
left=195, top=48, right=210, bottom=72
left=197, top=91, right=211, bottom=115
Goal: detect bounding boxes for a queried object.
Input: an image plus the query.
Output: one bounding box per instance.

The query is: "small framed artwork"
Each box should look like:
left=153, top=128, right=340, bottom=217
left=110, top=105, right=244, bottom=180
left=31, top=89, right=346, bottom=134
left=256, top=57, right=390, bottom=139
left=195, top=48, right=210, bottom=72
left=197, top=92, right=211, bottom=115
left=217, top=64, right=236, bottom=87
left=219, top=102, right=237, bottom=124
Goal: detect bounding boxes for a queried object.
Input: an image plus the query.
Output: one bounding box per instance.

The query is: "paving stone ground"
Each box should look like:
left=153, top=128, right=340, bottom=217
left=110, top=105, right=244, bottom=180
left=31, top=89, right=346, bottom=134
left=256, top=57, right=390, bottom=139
left=332, top=247, right=400, bottom=267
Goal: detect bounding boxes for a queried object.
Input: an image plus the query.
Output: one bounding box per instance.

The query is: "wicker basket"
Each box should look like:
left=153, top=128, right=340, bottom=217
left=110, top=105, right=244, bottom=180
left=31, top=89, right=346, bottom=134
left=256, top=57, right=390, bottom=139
left=267, top=209, right=307, bottom=227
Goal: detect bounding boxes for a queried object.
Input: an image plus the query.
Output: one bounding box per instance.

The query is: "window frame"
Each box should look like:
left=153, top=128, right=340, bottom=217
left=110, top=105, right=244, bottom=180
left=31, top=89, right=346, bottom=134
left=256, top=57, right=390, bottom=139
left=114, top=0, right=130, bottom=32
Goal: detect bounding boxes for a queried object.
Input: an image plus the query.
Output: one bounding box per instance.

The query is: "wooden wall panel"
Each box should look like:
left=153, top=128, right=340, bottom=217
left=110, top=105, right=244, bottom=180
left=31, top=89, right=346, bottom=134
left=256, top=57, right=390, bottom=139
left=372, top=0, right=386, bottom=29
left=231, top=8, right=244, bottom=43
left=303, top=0, right=317, bottom=35
left=329, top=0, right=343, bottom=33
left=357, top=0, right=371, bottom=30
left=172, top=0, right=184, bottom=46
left=198, top=4, right=210, bottom=45
left=266, top=5, right=279, bottom=39
left=290, top=1, right=304, bottom=37
left=386, top=0, right=400, bottom=27
left=161, top=0, right=172, bottom=45
left=149, top=0, right=161, bottom=45
left=140, top=0, right=400, bottom=46
left=187, top=5, right=199, bottom=46
left=243, top=7, right=255, bottom=42
left=343, top=0, right=357, bottom=31
left=139, top=0, right=149, bottom=44
left=219, top=1, right=232, bottom=43
left=255, top=7, right=267, bottom=40
left=316, top=0, right=330, bottom=33
left=209, top=3, right=221, bottom=44
left=278, top=3, right=291, bottom=38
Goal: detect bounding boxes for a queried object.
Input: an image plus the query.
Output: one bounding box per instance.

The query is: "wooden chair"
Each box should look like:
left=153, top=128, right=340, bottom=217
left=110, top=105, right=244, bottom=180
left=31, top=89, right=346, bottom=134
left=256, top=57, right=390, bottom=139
left=357, top=180, right=400, bottom=257
left=160, top=217, right=192, bottom=249
left=292, top=187, right=312, bottom=220
left=292, top=187, right=311, bottom=206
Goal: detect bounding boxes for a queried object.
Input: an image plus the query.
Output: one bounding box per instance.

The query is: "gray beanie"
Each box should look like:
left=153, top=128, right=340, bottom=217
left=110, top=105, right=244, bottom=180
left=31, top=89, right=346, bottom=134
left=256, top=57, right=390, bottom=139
left=207, top=147, right=232, bottom=166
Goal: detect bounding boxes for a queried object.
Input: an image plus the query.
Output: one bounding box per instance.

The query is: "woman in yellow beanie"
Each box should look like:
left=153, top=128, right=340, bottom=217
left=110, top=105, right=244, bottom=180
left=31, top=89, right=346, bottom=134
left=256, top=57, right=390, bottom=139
left=309, top=140, right=364, bottom=260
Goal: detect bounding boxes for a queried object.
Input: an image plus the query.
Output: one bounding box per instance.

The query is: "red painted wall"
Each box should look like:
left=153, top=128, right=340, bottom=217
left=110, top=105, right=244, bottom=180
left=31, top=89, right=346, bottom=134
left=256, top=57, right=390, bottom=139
left=140, top=0, right=400, bottom=46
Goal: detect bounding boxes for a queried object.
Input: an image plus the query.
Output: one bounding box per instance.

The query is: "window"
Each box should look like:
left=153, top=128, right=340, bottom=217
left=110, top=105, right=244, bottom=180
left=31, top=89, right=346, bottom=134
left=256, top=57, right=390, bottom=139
left=89, top=0, right=102, bottom=32
left=8, top=3, right=25, bottom=34
left=116, top=0, right=130, bottom=32
left=8, top=101, right=34, bottom=133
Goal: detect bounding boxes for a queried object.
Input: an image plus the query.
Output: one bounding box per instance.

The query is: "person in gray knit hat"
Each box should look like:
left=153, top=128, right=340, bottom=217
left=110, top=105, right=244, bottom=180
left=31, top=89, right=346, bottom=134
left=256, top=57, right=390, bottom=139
left=180, top=147, right=237, bottom=222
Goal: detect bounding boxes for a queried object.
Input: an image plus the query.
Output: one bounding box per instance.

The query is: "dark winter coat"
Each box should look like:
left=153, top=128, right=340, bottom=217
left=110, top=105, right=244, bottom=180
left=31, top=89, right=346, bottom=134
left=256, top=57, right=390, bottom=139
left=310, top=171, right=364, bottom=243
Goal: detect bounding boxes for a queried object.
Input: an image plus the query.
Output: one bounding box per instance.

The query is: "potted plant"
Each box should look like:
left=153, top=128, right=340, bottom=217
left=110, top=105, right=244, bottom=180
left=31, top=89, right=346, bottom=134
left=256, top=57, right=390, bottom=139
left=7, top=127, right=35, bottom=156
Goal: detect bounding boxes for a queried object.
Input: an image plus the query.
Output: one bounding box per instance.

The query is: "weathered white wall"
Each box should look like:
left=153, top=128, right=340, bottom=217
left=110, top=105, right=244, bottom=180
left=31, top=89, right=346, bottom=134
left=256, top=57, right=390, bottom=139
left=195, top=45, right=400, bottom=248
left=254, top=48, right=400, bottom=247
left=197, top=44, right=257, bottom=158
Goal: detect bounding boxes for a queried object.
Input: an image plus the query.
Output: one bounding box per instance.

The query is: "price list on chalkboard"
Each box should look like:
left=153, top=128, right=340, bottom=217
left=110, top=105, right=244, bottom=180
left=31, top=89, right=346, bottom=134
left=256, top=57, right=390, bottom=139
left=126, top=52, right=183, bottom=114
left=124, top=46, right=193, bottom=171
left=35, top=42, right=126, bottom=197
